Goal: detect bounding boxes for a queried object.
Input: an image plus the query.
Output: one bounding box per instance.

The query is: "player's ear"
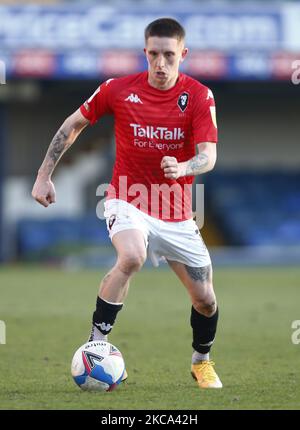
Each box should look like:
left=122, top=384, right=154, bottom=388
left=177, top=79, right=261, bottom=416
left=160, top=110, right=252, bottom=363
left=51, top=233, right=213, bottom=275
left=180, top=47, right=188, bottom=63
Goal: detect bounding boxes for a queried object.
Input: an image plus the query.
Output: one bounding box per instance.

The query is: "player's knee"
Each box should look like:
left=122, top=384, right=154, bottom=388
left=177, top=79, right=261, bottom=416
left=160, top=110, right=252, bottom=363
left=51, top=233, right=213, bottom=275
left=193, top=290, right=217, bottom=317
left=118, top=252, right=146, bottom=275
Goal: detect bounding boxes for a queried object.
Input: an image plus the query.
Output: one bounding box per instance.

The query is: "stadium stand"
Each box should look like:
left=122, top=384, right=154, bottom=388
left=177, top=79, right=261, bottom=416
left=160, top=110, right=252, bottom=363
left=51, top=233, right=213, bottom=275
left=205, top=171, right=300, bottom=246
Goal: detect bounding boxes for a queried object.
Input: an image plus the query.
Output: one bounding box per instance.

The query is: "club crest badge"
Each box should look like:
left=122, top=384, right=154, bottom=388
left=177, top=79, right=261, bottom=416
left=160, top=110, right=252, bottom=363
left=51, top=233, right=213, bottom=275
left=177, top=92, right=189, bottom=112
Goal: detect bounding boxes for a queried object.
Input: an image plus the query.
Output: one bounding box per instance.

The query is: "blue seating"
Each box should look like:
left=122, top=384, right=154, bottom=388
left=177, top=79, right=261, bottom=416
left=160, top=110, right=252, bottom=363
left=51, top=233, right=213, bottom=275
left=204, top=170, right=300, bottom=246
left=17, top=215, right=109, bottom=259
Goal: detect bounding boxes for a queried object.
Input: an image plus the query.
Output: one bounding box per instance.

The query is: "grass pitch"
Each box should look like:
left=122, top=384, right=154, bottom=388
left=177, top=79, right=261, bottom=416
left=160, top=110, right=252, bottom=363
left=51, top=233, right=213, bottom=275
left=0, top=265, right=299, bottom=410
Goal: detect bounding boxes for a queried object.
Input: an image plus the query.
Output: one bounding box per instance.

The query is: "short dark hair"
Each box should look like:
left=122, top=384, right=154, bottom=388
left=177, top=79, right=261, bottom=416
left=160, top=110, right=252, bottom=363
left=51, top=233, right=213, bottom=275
left=144, top=18, right=185, bottom=42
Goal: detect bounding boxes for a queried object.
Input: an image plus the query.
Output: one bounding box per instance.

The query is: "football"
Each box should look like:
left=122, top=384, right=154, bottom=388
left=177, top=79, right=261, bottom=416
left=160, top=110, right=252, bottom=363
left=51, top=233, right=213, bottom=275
left=71, top=340, right=125, bottom=392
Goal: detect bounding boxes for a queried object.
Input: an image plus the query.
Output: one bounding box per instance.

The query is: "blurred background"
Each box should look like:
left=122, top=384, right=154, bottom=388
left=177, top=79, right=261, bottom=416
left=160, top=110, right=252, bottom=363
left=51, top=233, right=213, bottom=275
left=0, top=0, right=300, bottom=268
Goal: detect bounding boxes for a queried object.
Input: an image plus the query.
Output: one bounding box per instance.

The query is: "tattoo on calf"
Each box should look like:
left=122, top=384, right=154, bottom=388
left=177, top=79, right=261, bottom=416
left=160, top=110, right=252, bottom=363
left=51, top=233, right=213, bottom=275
left=185, top=264, right=211, bottom=282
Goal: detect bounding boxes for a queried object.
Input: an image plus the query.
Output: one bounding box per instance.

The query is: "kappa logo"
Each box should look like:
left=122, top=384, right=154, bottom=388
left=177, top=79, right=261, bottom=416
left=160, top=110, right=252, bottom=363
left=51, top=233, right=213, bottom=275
left=177, top=92, right=189, bottom=112
left=125, top=93, right=143, bottom=104
left=95, top=322, right=113, bottom=332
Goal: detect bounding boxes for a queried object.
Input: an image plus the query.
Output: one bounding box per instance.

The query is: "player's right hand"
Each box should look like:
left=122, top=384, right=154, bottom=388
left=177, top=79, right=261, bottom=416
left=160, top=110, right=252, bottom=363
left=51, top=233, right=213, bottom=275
left=31, top=177, right=56, bottom=207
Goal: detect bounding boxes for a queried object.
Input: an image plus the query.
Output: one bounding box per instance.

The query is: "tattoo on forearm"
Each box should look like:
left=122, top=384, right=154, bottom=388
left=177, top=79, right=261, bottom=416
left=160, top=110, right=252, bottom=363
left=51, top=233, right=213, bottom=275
left=40, top=128, right=70, bottom=176
left=185, top=153, right=209, bottom=176
left=48, top=129, right=68, bottom=164
left=185, top=264, right=211, bottom=282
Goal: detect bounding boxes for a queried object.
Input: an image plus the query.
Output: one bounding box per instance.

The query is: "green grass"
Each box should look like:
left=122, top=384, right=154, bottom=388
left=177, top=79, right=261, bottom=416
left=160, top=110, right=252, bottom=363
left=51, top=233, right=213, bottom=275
left=0, top=265, right=299, bottom=410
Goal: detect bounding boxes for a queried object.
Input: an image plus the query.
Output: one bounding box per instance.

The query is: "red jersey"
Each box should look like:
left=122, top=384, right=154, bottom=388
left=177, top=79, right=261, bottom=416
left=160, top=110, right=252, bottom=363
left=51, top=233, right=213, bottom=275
left=80, top=71, right=217, bottom=221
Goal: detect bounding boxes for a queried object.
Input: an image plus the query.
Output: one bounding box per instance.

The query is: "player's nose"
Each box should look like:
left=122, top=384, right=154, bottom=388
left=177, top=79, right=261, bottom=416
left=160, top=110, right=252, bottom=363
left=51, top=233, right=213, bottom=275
left=156, top=54, right=166, bottom=68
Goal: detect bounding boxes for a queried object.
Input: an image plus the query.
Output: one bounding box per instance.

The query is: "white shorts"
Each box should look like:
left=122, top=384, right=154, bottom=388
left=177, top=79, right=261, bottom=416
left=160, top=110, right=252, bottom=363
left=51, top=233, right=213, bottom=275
left=104, top=199, right=211, bottom=268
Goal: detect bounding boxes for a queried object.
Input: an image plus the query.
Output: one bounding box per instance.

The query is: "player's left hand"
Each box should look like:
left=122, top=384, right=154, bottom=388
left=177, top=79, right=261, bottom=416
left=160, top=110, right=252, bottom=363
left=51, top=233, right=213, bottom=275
left=160, top=156, right=182, bottom=180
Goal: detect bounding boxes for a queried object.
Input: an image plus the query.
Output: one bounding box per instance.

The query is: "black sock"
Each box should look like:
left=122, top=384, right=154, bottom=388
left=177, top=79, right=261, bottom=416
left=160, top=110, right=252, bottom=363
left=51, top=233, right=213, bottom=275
left=92, top=297, right=123, bottom=336
left=190, top=306, right=219, bottom=353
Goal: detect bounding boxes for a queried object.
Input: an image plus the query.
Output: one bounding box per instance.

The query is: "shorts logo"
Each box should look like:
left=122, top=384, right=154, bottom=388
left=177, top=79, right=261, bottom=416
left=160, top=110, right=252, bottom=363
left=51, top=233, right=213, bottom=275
left=177, top=92, right=189, bottom=112
left=108, top=214, right=116, bottom=230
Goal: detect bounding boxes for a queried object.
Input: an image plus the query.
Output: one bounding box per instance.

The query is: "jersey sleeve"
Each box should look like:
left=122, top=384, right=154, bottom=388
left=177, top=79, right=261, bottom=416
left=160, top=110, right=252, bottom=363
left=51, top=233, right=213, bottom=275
left=80, top=78, right=115, bottom=125
left=192, top=87, right=218, bottom=144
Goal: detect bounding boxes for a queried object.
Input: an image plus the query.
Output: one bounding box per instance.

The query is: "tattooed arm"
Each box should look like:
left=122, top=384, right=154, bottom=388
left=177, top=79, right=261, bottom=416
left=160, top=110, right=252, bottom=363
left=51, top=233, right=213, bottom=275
left=161, top=142, right=217, bottom=180
left=32, top=109, right=89, bottom=207
left=182, top=141, right=217, bottom=176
